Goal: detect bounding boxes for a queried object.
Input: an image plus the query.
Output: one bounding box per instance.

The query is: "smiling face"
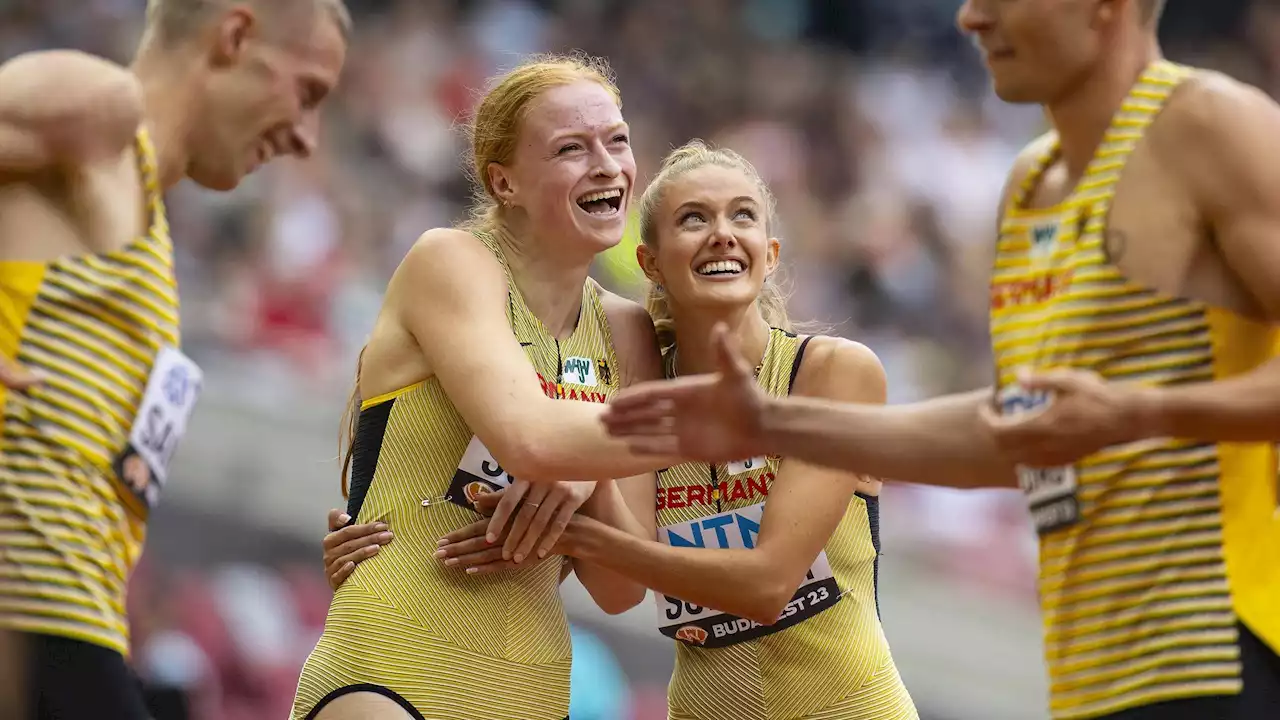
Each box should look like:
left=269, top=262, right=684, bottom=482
left=640, top=162, right=780, bottom=318
left=487, top=80, right=636, bottom=255
left=188, top=4, right=347, bottom=190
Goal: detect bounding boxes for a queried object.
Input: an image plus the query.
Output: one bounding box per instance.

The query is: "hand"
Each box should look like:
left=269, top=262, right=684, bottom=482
left=0, top=357, right=41, bottom=390
left=601, top=322, right=768, bottom=463
left=980, top=368, right=1153, bottom=467
left=322, top=509, right=393, bottom=591
left=436, top=513, right=594, bottom=575
left=483, top=478, right=596, bottom=564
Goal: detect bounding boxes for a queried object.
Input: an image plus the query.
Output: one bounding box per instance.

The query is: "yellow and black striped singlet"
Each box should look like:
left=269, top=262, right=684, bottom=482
left=0, top=129, right=178, bottom=656
left=990, top=61, right=1280, bottom=720
left=654, top=329, right=916, bottom=720
left=292, top=233, right=622, bottom=720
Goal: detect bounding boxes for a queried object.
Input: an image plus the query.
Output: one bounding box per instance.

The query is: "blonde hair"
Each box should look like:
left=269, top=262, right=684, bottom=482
left=145, top=0, right=352, bottom=45
left=339, top=53, right=621, bottom=498
left=637, top=140, right=793, bottom=351
left=457, top=52, right=621, bottom=246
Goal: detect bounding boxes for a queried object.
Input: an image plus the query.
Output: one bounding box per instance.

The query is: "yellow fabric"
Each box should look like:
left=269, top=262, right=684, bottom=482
left=0, top=128, right=178, bottom=657
left=989, top=61, right=1280, bottom=719
left=656, top=329, right=916, bottom=720
left=293, top=233, right=623, bottom=720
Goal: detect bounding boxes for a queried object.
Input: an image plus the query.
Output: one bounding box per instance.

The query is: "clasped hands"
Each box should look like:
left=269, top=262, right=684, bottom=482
left=322, top=478, right=593, bottom=589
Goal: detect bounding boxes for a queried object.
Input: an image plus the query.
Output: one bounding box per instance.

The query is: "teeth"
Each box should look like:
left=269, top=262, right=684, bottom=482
left=697, top=260, right=744, bottom=275
left=578, top=189, right=622, bottom=204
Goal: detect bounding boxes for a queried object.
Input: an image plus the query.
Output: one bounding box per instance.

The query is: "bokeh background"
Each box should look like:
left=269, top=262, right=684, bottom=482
left=2, top=0, right=1272, bottom=718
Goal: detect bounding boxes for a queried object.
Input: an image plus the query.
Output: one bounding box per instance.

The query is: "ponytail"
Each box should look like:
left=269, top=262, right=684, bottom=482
left=338, top=346, right=366, bottom=499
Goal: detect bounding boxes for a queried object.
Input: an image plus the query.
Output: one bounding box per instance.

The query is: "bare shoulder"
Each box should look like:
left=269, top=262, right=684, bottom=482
left=791, top=335, right=886, bottom=405
left=1157, top=70, right=1280, bottom=205
left=596, top=284, right=662, bottom=385
left=398, top=227, right=500, bottom=283
left=389, top=228, right=505, bottom=312
left=0, top=49, right=133, bottom=82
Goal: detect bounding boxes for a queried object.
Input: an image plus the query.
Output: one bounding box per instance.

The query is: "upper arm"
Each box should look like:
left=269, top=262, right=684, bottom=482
left=598, top=287, right=661, bottom=537
left=755, top=338, right=887, bottom=586
left=0, top=50, right=142, bottom=171
left=598, top=286, right=663, bottom=388
left=1172, top=76, right=1280, bottom=320
left=393, top=229, right=565, bottom=478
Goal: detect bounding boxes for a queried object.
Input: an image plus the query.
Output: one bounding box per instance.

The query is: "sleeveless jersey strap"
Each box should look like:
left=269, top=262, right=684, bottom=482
left=786, top=335, right=815, bottom=396
left=134, top=128, right=170, bottom=247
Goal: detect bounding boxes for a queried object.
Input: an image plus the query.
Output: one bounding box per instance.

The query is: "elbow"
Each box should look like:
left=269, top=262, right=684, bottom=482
left=496, top=433, right=554, bottom=483
left=740, top=578, right=799, bottom=627
left=595, top=588, right=646, bottom=616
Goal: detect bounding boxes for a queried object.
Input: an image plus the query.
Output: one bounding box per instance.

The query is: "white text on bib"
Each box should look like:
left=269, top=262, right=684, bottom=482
left=654, top=502, right=841, bottom=647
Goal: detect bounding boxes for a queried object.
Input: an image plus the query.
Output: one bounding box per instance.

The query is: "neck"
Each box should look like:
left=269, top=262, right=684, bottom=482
left=672, top=305, right=772, bottom=377
left=131, top=42, right=200, bottom=191
left=1045, top=34, right=1161, bottom=179
left=499, top=233, right=593, bottom=340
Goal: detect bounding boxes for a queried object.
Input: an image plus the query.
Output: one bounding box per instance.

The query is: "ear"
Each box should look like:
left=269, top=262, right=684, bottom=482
left=487, top=162, right=517, bottom=208
left=763, top=237, right=781, bottom=278
left=636, top=243, right=663, bottom=286
left=211, top=6, right=257, bottom=67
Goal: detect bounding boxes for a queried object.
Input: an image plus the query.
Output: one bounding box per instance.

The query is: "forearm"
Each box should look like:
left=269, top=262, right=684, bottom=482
left=526, top=401, right=679, bottom=481
left=1136, top=356, right=1280, bottom=442
left=568, top=519, right=787, bottom=625
left=570, top=480, right=650, bottom=613
left=761, top=389, right=1016, bottom=489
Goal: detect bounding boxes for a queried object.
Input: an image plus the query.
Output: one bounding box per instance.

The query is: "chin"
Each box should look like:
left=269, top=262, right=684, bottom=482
left=991, top=78, right=1043, bottom=105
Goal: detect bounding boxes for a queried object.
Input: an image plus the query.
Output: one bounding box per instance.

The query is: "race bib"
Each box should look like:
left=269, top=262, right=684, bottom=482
left=998, top=383, right=1080, bottom=534
left=446, top=435, right=516, bottom=512
left=114, top=346, right=203, bottom=511
left=654, top=502, right=841, bottom=648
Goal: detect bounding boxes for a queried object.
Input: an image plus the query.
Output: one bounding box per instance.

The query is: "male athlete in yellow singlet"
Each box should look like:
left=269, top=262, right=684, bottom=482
left=0, top=1, right=348, bottom=717
left=603, top=1, right=1280, bottom=719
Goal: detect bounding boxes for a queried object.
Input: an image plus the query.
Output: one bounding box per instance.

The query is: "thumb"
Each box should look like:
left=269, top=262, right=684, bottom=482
left=712, top=323, right=753, bottom=380
left=0, top=358, right=41, bottom=390
left=1016, top=367, right=1079, bottom=393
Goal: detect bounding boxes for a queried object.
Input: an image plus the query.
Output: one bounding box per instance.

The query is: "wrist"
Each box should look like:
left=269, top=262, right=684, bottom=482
left=756, top=396, right=788, bottom=455
left=1124, top=383, right=1170, bottom=440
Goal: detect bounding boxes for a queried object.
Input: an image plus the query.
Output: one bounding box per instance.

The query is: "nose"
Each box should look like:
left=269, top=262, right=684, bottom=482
left=956, top=0, right=990, bottom=34
left=591, top=141, right=621, bottom=178
left=709, top=215, right=737, bottom=247
left=289, top=112, right=320, bottom=159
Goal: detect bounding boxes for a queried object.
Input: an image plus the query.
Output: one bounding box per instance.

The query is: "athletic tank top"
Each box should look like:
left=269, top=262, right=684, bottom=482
left=0, top=128, right=188, bottom=657
left=989, top=60, right=1280, bottom=720
left=293, top=232, right=621, bottom=720
left=654, top=329, right=916, bottom=720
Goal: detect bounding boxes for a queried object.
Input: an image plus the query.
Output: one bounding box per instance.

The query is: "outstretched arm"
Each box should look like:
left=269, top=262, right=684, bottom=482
left=602, top=324, right=1017, bottom=490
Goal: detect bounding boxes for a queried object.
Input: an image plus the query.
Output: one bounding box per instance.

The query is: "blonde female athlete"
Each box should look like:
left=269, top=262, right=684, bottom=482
left=291, top=54, right=675, bottom=720
left=334, top=142, right=920, bottom=720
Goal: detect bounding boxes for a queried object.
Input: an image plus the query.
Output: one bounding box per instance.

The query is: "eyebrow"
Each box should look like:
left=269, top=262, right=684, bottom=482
left=549, top=122, right=629, bottom=144
left=672, top=196, right=758, bottom=215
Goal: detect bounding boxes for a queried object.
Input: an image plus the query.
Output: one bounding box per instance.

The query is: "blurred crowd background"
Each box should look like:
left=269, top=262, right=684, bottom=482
left=2, top=0, right=1272, bottom=718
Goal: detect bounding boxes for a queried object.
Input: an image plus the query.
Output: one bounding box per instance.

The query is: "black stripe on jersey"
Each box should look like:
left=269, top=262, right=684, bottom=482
left=346, top=400, right=395, bottom=523
left=858, top=491, right=882, bottom=618
left=786, top=335, right=814, bottom=395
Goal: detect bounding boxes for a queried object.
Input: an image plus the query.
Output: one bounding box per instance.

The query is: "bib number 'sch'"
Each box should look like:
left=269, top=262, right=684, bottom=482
left=114, top=346, right=203, bottom=511
left=654, top=502, right=841, bottom=648
left=998, top=383, right=1081, bottom=534
left=446, top=435, right=515, bottom=511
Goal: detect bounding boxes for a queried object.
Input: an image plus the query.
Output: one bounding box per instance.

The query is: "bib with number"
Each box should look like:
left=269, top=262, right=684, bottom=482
left=998, top=383, right=1080, bottom=534
left=446, top=435, right=516, bottom=511
left=112, top=346, right=203, bottom=512
left=653, top=501, right=841, bottom=648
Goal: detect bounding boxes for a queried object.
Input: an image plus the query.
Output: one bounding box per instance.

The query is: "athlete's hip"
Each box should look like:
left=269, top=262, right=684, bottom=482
left=295, top=628, right=572, bottom=720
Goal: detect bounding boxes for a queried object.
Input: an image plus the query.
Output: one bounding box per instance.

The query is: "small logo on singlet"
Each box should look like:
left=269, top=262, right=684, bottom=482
left=1031, top=224, right=1057, bottom=254
left=562, top=356, right=597, bottom=386
left=597, top=358, right=613, bottom=386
